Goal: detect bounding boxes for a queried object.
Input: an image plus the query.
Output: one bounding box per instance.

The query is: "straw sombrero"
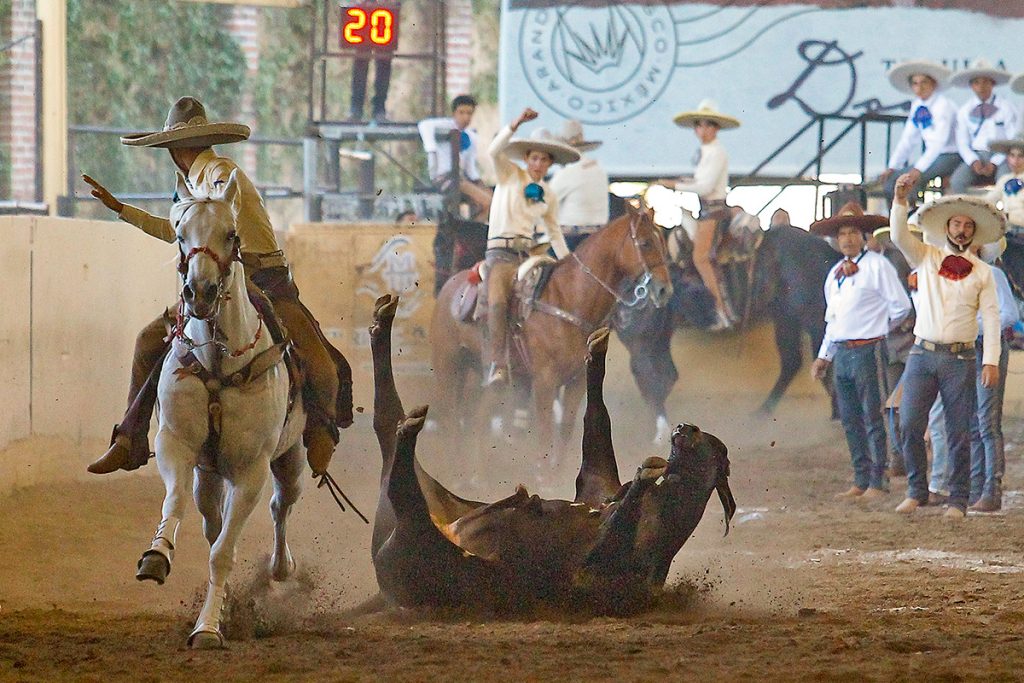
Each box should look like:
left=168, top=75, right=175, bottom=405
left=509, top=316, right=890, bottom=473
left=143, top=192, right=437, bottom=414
left=914, top=195, right=1005, bottom=246
left=988, top=133, right=1024, bottom=155
left=557, top=119, right=602, bottom=153
left=672, top=99, right=740, bottom=129
left=121, top=97, right=250, bottom=149
left=886, top=60, right=952, bottom=95
left=949, top=59, right=1011, bottom=88
left=1011, top=72, right=1024, bottom=95
left=810, top=202, right=888, bottom=237
left=506, top=127, right=581, bottom=165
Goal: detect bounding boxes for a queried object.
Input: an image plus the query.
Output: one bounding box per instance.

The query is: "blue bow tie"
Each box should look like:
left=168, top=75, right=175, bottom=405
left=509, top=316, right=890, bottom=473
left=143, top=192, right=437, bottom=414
left=524, top=182, right=545, bottom=203
left=1006, top=178, right=1024, bottom=196
left=913, top=105, right=933, bottom=130
left=459, top=130, right=471, bottom=152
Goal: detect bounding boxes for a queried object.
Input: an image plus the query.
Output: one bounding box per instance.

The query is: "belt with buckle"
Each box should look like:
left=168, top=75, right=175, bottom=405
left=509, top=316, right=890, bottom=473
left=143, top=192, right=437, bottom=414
left=487, top=236, right=532, bottom=251
left=840, top=337, right=883, bottom=349
left=915, top=337, right=973, bottom=353
left=241, top=249, right=288, bottom=271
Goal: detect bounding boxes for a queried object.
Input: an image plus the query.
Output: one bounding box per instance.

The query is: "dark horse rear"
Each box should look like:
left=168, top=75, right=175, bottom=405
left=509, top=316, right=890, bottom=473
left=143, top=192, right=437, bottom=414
left=615, top=222, right=838, bottom=433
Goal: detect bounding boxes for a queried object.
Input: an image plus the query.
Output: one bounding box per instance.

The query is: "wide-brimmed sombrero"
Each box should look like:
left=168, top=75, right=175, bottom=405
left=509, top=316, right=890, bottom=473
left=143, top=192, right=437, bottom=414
left=1011, top=72, right=1024, bottom=95
left=810, top=202, right=888, bottom=237
left=914, top=195, right=1005, bottom=246
left=950, top=58, right=1011, bottom=88
left=121, top=97, right=250, bottom=149
left=557, top=119, right=602, bottom=153
left=886, top=60, right=952, bottom=95
left=672, top=99, right=740, bottom=129
left=988, top=132, right=1024, bottom=154
left=506, top=127, right=581, bottom=165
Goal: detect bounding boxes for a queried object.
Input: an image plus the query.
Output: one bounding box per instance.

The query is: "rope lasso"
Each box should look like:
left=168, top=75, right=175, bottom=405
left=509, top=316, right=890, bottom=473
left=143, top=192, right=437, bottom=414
left=317, top=471, right=369, bottom=524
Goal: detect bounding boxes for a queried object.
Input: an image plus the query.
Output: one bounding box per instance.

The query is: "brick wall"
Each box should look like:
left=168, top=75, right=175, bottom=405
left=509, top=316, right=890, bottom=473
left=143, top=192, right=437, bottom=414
left=0, top=0, right=39, bottom=201
left=224, top=5, right=260, bottom=175
left=445, top=0, right=473, bottom=101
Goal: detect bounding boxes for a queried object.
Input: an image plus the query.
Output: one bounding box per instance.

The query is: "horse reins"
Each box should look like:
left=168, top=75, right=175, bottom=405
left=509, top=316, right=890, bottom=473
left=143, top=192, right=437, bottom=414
left=570, top=211, right=666, bottom=309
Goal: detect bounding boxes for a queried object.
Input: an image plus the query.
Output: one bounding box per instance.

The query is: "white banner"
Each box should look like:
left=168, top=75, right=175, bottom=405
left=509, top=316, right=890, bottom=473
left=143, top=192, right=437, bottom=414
left=499, top=1, right=1024, bottom=178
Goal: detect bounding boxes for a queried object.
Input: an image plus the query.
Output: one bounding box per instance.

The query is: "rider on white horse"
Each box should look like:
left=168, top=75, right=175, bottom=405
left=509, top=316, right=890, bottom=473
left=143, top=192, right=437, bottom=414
left=83, top=97, right=351, bottom=478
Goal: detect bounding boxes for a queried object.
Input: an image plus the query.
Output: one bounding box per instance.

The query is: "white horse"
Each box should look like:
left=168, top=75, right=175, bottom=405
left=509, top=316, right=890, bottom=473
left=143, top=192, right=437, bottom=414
left=135, top=170, right=306, bottom=649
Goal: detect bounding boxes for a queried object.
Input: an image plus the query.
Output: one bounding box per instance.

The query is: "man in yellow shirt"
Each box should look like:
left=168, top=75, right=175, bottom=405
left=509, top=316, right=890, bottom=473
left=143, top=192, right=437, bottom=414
left=83, top=97, right=351, bottom=477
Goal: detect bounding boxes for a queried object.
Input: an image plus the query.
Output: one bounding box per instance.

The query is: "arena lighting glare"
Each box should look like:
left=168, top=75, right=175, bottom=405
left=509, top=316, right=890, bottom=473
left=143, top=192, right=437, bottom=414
left=340, top=4, right=400, bottom=52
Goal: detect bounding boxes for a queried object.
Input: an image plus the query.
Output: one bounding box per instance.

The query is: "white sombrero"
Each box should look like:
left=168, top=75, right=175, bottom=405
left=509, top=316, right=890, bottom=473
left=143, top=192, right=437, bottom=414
left=950, top=59, right=1011, bottom=88
left=913, top=195, right=1005, bottom=247
left=988, top=133, right=1024, bottom=155
left=886, top=60, right=952, bottom=95
left=672, top=99, right=740, bottom=129
left=557, top=119, right=602, bottom=153
left=1011, top=72, right=1024, bottom=95
left=121, top=97, right=250, bottom=149
left=506, top=127, right=581, bottom=165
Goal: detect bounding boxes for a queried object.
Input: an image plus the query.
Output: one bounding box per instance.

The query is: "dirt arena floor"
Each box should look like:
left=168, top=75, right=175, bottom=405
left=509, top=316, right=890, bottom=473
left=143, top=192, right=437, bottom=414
left=4, top=328, right=1024, bottom=681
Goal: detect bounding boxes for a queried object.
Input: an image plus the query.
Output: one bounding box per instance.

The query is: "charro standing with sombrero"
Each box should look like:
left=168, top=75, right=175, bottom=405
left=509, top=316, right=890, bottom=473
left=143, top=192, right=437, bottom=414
left=659, top=99, right=739, bottom=331
left=549, top=119, right=609, bottom=252
left=881, top=60, right=959, bottom=208
left=482, top=107, right=579, bottom=386
left=890, top=173, right=1003, bottom=518
left=83, top=97, right=352, bottom=477
left=809, top=203, right=911, bottom=502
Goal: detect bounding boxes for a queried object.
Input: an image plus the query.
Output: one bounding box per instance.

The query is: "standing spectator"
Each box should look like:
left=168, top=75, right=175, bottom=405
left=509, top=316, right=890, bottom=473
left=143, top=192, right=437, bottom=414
left=348, top=1, right=398, bottom=123
left=889, top=174, right=1004, bottom=518
left=418, top=94, right=492, bottom=221
left=950, top=59, right=1018, bottom=193
left=550, top=119, right=610, bottom=251
left=881, top=60, right=959, bottom=208
left=810, top=203, right=912, bottom=501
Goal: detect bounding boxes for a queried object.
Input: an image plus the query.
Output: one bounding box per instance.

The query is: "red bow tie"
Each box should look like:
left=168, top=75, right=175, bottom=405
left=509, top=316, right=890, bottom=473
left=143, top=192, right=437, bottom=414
left=907, top=272, right=918, bottom=291
left=939, top=255, right=973, bottom=281
left=836, top=259, right=859, bottom=280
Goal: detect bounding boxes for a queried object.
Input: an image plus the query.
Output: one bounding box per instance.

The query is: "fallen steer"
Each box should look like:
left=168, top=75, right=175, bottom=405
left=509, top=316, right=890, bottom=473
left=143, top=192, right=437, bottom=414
left=369, top=294, right=736, bottom=614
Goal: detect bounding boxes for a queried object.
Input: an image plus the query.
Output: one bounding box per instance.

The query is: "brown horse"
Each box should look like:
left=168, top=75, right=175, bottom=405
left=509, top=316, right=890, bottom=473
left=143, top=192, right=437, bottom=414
left=430, top=203, right=673, bottom=450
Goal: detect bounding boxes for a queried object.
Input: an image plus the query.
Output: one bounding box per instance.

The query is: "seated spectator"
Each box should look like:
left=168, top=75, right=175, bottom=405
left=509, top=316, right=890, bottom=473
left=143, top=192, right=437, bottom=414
left=986, top=133, right=1024, bottom=233
left=418, top=94, right=492, bottom=221
left=881, top=60, right=958, bottom=209
left=949, top=59, right=1018, bottom=193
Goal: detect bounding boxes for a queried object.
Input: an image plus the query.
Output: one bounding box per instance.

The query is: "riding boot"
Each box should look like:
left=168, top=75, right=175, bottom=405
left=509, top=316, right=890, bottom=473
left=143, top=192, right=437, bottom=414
left=304, top=421, right=339, bottom=477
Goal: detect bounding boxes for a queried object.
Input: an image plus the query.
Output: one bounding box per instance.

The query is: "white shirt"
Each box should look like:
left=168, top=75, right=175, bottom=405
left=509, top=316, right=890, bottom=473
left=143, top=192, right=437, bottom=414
left=987, top=172, right=1024, bottom=227
left=550, top=156, right=610, bottom=228
left=417, top=117, right=481, bottom=182
left=887, top=92, right=958, bottom=172
left=890, top=204, right=1001, bottom=365
left=818, top=250, right=912, bottom=361
left=979, top=265, right=1020, bottom=334
left=486, top=125, right=569, bottom=259
left=956, top=93, right=1019, bottom=167
left=675, top=139, right=728, bottom=201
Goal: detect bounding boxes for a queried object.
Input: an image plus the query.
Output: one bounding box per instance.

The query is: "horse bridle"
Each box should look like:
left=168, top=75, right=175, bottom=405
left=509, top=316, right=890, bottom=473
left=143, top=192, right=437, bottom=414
left=172, top=201, right=262, bottom=358
left=571, top=209, right=667, bottom=308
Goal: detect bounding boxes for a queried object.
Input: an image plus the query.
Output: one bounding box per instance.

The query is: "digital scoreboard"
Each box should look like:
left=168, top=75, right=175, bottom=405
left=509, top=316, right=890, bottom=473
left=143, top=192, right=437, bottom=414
left=340, top=4, right=399, bottom=52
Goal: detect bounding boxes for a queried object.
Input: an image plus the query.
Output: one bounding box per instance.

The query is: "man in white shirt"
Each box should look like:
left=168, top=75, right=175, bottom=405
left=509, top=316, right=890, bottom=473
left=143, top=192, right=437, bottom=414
left=810, top=203, right=912, bottom=501
left=881, top=61, right=959, bottom=208
left=890, top=174, right=1003, bottom=518
left=482, top=107, right=579, bottom=386
left=950, top=59, right=1019, bottom=193
left=550, top=119, right=609, bottom=251
left=657, top=99, right=740, bottom=330
left=985, top=133, right=1024, bottom=232
left=418, top=94, right=492, bottom=221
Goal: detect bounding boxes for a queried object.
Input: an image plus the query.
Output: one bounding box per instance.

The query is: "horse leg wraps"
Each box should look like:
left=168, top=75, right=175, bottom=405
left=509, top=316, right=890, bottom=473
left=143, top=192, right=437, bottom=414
left=191, top=581, right=228, bottom=643
left=145, top=516, right=181, bottom=565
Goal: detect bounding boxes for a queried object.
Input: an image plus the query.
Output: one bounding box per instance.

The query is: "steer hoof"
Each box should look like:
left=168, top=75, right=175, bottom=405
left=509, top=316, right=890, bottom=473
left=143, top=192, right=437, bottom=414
left=587, top=327, right=610, bottom=355
left=136, top=551, right=170, bottom=585
left=187, top=628, right=225, bottom=650
left=636, top=456, right=668, bottom=483
left=398, top=406, right=429, bottom=436
left=373, top=294, right=400, bottom=321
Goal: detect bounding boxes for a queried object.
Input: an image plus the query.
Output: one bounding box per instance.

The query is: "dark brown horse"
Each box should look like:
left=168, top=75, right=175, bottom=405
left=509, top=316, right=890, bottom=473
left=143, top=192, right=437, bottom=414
left=430, top=203, right=673, bottom=449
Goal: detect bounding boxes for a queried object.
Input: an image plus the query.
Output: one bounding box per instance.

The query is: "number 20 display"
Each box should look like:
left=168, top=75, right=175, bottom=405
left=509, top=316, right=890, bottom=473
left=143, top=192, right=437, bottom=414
left=340, top=5, right=399, bottom=52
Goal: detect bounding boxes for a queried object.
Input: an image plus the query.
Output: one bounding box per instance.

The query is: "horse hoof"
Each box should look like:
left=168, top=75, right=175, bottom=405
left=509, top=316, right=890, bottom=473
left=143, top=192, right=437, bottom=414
left=270, top=554, right=296, bottom=582
left=187, top=628, right=225, bottom=650
left=136, top=551, right=170, bottom=585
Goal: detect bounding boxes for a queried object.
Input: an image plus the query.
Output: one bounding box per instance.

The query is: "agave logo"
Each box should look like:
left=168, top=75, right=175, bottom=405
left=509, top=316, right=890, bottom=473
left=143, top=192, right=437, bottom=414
left=520, top=5, right=675, bottom=125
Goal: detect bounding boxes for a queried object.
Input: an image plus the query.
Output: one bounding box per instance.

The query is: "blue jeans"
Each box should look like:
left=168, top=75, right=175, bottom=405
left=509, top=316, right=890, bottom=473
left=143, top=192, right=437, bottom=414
left=833, top=342, right=890, bottom=490
left=928, top=397, right=949, bottom=495
left=899, top=344, right=978, bottom=510
left=970, top=336, right=1010, bottom=500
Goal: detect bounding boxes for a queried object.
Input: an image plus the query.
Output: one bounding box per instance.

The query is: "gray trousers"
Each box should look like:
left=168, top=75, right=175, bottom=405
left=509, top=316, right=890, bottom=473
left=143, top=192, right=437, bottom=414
left=950, top=151, right=1010, bottom=193
left=883, top=152, right=961, bottom=207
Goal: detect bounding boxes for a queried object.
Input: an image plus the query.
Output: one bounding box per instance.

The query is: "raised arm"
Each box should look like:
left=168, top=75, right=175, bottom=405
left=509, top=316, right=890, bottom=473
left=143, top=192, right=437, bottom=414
left=889, top=174, right=928, bottom=267
left=489, top=107, right=538, bottom=182
left=83, top=174, right=175, bottom=243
